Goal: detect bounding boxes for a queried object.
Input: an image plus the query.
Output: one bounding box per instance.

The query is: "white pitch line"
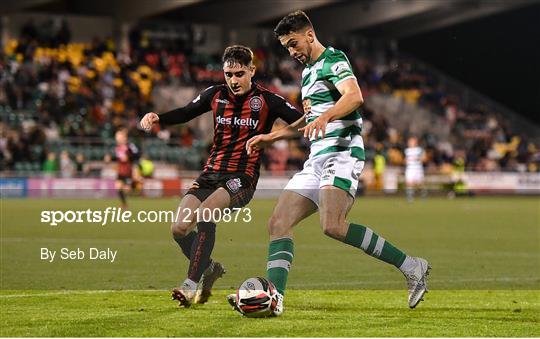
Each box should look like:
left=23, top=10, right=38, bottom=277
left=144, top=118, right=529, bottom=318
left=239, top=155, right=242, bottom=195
left=287, top=276, right=540, bottom=288
left=1, top=277, right=538, bottom=298
left=0, top=289, right=167, bottom=298
left=0, top=237, right=171, bottom=245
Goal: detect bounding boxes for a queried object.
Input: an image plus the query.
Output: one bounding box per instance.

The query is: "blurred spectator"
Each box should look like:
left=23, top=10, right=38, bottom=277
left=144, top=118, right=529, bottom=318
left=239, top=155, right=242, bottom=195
left=286, top=140, right=307, bottom=171
left=59, top=150, right=74, bottom=178
left=42, top=152, right=58, bottom=176
left=179, top=126, right=194, bottom=147
left=373, top=145, right=386, bottom=190
left=75, top=152, right=87, bottom=176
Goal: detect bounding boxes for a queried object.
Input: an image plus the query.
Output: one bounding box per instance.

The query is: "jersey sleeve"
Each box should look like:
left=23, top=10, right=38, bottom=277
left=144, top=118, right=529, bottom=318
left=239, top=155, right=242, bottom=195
left=264, top=92, right=303, bottom=124
left=325, top=50, right=356, bottom=87
left=158, top=86, right=218, bottom=125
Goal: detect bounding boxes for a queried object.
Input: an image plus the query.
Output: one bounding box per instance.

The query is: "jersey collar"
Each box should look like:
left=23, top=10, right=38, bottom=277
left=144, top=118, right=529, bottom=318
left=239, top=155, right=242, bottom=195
left=307, top=47, right=329, bottom=67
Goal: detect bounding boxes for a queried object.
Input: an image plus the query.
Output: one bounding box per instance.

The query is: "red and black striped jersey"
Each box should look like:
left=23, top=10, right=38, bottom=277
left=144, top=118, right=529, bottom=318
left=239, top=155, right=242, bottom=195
left=114, top=143, right=139, bottom=177
left=158, top=83, right=303, bottom=178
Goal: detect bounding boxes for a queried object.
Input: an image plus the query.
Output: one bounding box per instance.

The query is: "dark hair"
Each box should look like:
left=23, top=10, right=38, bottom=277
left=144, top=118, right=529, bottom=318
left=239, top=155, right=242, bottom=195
left=274, top=10, right=313, bottom=38
left=222, top=45, right=253, bottom=67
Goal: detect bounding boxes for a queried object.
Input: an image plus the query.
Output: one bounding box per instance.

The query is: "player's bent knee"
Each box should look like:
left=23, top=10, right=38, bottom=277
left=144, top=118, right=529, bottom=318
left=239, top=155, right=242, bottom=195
left=322, top=226, right=343, bottom=240
left=268, top=215, right=292, bottom=238
left=321, top=217, right=346, bottom=240
left=170, top=221, right=191, bottom=238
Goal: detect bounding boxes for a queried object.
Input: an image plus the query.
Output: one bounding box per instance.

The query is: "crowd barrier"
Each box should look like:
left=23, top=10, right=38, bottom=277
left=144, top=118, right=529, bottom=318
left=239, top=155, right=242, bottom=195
left=1, top=171, right=538, bottom=199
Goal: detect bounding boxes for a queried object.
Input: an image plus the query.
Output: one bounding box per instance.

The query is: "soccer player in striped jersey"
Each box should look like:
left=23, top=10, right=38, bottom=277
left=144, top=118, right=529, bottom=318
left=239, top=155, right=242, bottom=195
left=404, top=136, right=427, bottom=202
left=140, top=45, right=303, bottom=307
left=232, top=11, right=430, bottom=316
left=113, top=128, right=139, bottom=209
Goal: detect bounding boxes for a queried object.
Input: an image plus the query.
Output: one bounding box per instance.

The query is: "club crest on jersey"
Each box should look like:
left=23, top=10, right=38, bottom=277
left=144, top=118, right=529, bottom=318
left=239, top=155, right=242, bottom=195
left=226, top=178, right=242, bottom=193
left=249, top=96, right=263, bottom=111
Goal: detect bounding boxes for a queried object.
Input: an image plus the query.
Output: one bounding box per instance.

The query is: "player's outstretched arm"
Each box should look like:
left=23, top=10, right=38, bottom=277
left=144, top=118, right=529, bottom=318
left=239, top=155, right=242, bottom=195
left=139, top=86, right=217, bottom=130
left=246, top=115, right=306, bottom=155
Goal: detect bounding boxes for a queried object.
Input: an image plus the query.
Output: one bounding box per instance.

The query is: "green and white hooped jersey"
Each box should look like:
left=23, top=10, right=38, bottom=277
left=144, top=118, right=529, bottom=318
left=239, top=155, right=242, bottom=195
left=301, top=47, right=365, bottom=162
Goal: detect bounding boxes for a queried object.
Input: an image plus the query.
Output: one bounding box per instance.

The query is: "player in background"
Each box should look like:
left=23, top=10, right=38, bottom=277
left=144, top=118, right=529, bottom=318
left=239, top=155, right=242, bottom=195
left=404, top=136, right=427, bottom=202
left=231, top=11, right=430, bottom=316
left=373, top=144, right=386, bottom=191
left=113, top=128, right=139, bottom=208
left=140, top=45, right=304, bottom=307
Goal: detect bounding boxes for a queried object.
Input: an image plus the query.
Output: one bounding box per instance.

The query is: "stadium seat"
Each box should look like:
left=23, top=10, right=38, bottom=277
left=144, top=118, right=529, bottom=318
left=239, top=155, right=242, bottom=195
left=31, top=145, right=43, bottom=159
left=31, top=162, right=41, bottom=171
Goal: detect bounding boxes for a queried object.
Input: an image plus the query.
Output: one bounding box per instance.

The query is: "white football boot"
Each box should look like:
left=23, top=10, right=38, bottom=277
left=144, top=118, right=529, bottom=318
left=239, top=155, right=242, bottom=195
left=401, top=257, right=431, bottom=308
left=171, top=279, right=197, bottom=308
left=194, top=261, right=226, bottom=304
left=271, top=292, right=284, bottom=316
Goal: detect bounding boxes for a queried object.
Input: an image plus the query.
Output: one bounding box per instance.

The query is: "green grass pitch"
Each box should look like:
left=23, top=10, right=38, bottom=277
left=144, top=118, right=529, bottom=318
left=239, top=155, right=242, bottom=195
left=1, top=196, right=539, bottom=336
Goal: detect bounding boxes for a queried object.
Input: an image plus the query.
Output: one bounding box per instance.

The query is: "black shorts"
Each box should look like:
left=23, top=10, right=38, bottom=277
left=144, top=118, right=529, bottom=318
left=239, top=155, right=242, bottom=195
left=186, top=172, right=257, bottom=208
left=117, top=175, right=133, bottom=186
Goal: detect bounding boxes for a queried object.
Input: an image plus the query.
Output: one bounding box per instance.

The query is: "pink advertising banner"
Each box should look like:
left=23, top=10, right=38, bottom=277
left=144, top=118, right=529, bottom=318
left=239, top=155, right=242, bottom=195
left=27, top=178, right=117, bottom=198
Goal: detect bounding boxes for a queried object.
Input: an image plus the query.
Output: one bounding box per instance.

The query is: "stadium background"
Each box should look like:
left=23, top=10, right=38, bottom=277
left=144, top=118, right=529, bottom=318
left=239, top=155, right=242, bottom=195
left=1, top=0, right=539, bottom=337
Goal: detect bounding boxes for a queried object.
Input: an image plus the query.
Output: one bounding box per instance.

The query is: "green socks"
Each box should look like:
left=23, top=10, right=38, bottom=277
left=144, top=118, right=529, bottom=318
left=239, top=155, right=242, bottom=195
left=266, top=225, right=406, bottom=295
left=344, top=223, right=407, bottom=268
left=266, top=238, right=294, bottom=295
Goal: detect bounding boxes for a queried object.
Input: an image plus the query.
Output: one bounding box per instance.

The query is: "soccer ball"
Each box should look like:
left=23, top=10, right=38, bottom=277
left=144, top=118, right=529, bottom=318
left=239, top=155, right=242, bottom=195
left=235, top=277, right=278, bottom=318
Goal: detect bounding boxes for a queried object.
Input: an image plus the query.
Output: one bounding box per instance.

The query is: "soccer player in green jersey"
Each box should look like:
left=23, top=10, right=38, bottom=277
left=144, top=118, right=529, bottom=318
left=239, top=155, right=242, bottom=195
left=229, top=10, right=430, bottom=316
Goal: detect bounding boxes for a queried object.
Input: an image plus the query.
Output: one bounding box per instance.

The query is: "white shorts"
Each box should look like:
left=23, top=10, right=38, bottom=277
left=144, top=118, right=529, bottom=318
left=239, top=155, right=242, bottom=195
left=284, top=151, right=365, bottom=206
left=405, top=169, right=424, bottom=185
